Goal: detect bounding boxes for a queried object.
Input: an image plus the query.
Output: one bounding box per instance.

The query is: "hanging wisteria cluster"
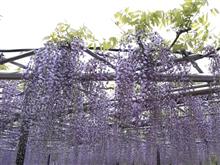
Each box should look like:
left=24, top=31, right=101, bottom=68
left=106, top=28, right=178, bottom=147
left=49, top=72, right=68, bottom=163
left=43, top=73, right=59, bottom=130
left=1, top=33, right=220, bottom=165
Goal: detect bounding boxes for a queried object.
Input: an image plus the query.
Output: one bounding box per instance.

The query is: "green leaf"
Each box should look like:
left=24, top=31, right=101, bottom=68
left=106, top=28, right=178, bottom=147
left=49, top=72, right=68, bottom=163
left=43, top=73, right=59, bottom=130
left=188, top=41, right=193, bottom=48
left=202, top=31, right=208, bottom=41
left=214, top=8, right=219, bottom=14
left=172, top=43, right=186, bottom=52
left=210, top=8, right=219, bottom=15
left=0, top=64, right=8, bottom=70
left=114, top=12, right=122, bottom=19
left=109, top=37, right=118, bottom=47
left=125, top=7, right=129, bottom=13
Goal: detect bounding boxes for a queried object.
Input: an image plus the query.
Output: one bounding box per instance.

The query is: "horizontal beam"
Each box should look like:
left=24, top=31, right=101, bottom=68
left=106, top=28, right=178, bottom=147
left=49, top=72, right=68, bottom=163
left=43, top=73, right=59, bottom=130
left=0, top=72, right=23, bottom=80
left=0, top=49, right=34, bottom=53
left=0, top=48, right=127, bottom=53
left=153, top=74, right=220, bottom=83
left=170, top=83, right=212, bottom=92
left=1, top=72, right=220, bottom=83
left=79, top=73, right=220, bottom=82
left=178, top=87, right=220, bottom=97
left=0, top=48, right=215, bottom=65
left=0, top=73, right=220, bottom=104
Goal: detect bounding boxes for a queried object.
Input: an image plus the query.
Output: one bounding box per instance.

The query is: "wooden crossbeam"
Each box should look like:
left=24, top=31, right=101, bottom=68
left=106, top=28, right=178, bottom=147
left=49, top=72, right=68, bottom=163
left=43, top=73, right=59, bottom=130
left=0, top=72, right=23, bottom=80
left=1, top=72, right=220, bottom=84
left=0, top=48, right=216, bottom=66
left=153, top=74, right=220, bottom=83
left=0, top=49, right=34, bottom=52
left=170, top=83, right=212, bottom=92
left=177, top=87, right=220, bottom=97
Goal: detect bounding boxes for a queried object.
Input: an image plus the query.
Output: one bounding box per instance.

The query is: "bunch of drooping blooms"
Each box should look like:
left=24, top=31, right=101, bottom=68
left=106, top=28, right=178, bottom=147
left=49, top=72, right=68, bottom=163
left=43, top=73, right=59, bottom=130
left=22, top=34, right=216, bottom=164
left=20, top=39, right=112, bottom=161
left=2, top=32, right=220, bottom=164
left=0, top=80, right=22, bottom=150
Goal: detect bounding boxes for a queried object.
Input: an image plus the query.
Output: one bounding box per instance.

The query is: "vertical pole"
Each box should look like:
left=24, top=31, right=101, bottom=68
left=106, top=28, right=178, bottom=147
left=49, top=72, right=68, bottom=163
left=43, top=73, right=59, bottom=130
left=47, top=154, right=51, bottom=165
left=16, top=120, right=29, bottom=165
left=157, top=148, right=161, bottom=165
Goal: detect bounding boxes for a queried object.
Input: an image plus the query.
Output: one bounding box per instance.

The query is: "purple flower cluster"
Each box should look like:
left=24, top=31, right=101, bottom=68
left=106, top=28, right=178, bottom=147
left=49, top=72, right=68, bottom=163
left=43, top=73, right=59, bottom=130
left=1, top=34, right=220, bottom=164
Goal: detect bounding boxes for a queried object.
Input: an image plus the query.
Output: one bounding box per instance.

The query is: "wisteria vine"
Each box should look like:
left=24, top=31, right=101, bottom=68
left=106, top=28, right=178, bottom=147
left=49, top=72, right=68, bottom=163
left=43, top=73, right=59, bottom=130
left=1, top=34, right=220, bottom=165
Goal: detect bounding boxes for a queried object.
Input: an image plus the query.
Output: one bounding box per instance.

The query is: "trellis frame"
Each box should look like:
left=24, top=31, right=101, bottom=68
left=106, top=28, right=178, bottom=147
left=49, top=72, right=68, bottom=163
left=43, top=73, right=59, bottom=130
left=1, top=46, right=220, bottom=165
left=0, top=47, right=219, bottom=97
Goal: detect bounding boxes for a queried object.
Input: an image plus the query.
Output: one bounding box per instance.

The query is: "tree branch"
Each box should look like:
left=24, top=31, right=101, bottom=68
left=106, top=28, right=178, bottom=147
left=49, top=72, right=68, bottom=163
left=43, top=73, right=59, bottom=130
left=174, top=47, right=220, bottom=62
left=169, top=28, right=191, bottom=49
left=84, top=48, right=116, bottom=69
left=180, top=50, right=204, bottom=73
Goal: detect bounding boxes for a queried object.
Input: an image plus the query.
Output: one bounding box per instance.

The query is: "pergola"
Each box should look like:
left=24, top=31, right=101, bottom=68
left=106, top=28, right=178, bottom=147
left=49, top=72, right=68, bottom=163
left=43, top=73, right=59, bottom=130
left=1, top=45, right=220, bottom=165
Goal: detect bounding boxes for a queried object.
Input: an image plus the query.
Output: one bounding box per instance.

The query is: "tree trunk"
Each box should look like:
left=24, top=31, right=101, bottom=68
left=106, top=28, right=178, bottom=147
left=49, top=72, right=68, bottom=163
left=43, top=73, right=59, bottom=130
left=47, top=154, right=51, bottom=165
left=157, top=148, right=161, bottom=165
left=16, top=120, right=29, bottom=165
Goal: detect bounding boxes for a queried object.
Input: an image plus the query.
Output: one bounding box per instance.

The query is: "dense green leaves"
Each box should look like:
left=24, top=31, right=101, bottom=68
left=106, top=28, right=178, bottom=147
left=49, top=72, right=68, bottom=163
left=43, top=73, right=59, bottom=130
left=45, top=23, right=98, bottom=47
left=114, top=8, right=164, bottom=32
left=113, top=0, right=219, bottom=53
left=45, top=23, right=119, bottom=50
left=45, top=0, right=220, bottom=53
left=100, top=37, right=118, bottom=50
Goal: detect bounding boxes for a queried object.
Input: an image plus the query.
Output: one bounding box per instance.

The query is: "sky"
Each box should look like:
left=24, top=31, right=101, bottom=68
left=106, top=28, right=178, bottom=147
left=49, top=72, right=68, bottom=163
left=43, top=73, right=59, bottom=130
left=0, top=0, right=219, bottom=48
left=0, top=0, right=184, bottom=49
left=0, top=0, right=220, bottom=72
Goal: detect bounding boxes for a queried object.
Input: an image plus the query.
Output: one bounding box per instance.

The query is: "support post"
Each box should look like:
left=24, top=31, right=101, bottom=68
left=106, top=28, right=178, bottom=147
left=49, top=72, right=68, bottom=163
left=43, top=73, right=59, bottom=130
left=16, top=120, right=29, bottom=165
left=47, top=154, right=51, bottom=165
left=157, top=148, right=161, bottom=165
